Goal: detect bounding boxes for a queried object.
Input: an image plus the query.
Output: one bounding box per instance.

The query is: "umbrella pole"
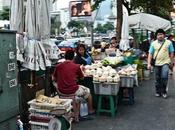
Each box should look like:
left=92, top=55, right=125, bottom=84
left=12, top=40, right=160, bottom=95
left=28, top=71, right=34, bottom=88
left=44, top=67, right=50, bottom=96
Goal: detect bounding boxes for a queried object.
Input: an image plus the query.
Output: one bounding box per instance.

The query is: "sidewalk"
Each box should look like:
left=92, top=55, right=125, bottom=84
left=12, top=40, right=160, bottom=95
left=73, top=73, right=175, bottom=130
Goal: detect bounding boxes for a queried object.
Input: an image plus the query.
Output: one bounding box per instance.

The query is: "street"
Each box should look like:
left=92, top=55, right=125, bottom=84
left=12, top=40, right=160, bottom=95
left=73, top=73, right=175, bottom=130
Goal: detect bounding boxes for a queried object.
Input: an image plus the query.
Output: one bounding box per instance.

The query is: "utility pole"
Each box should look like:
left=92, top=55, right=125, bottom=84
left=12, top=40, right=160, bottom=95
left=90, top=22, right=94, bottom=46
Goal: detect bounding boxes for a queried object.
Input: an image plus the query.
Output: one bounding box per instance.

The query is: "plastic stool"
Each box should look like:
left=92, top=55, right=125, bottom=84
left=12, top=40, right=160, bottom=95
left=97, top=95, right=117, bottom=117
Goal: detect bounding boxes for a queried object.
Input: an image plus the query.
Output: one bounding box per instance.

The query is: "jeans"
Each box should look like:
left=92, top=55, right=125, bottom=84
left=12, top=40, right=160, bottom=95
left=154, top=64, right=169, bottom=94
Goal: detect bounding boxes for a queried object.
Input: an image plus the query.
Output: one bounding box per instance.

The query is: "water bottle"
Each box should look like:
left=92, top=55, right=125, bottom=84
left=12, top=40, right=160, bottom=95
left=17, top=119, right=24, bottom=130
left=80, top=101, right=88, bottom=117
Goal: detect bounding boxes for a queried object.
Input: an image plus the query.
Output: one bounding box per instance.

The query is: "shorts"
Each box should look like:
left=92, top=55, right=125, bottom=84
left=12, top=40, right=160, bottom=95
left=75, top=85, right=90, bottom=102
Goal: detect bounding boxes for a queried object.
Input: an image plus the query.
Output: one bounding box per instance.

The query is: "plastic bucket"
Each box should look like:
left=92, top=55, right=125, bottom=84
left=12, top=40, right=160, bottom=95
left=144, top=70, right=150, bottom=80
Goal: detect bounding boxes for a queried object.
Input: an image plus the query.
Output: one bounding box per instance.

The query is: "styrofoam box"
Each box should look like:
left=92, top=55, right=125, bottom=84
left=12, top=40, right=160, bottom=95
left=93, top=82, right=119, bottom=95
left=120, top=76, right=134, bottom=88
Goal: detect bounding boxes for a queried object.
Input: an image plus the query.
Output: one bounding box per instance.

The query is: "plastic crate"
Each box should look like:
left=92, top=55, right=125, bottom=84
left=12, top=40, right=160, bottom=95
left=93, top=82, right=119, bottom=95
left=120, top=76, right=134, bottom=88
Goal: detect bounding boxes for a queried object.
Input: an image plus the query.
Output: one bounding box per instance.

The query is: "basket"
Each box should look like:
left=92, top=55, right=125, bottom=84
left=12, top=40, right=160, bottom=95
left=120, top=76, right=134, bottom=88
left=93, top=82, right=119, bottom=95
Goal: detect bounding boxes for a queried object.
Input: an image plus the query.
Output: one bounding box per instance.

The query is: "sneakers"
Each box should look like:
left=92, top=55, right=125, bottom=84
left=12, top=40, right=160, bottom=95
left=162, top=93, right=167, bottom=98
left=155, top=93, right=161, bottom=97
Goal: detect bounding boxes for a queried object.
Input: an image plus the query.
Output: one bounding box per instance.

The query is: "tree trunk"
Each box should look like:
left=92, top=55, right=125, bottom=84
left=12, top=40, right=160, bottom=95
left=116, top=0, right=123, bottom=43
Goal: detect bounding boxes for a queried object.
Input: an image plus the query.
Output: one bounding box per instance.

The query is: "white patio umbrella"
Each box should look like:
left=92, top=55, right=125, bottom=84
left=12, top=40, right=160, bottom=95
left=39, top=0, right=60, bottom=60
left=22, top=0, right=51, bottom=71
left=10, top=0, right=25, bottom=62
left=128, top=13, right=171, bottom=32
left=119, top=13, right=130, bottom=51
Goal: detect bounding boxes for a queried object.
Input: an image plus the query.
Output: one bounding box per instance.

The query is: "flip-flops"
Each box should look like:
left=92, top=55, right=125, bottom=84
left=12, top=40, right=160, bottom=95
left=88, top=111, right=96, bottom=115
left=79, top=115, right=95, bottom=121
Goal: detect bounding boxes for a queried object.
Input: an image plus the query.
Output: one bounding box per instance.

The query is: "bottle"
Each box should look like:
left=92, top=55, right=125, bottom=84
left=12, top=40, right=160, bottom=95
left=17, top=119, right=24, bottom=130
left=80, top=101, right=88, bottom=117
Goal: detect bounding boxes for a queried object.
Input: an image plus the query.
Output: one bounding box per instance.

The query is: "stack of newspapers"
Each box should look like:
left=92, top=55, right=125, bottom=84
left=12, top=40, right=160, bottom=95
left=28, top=95, right=72, bottom=130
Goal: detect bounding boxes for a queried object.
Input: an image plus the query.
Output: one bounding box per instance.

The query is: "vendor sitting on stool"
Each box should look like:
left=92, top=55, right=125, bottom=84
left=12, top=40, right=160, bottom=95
left=52, top=50, right=95, bottom=122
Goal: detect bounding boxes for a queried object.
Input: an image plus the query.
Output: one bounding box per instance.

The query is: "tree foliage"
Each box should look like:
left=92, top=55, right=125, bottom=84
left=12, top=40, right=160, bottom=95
left=95, top=22, right=114, bottom=33
left=67, top=20, right=85, bottom=32
left=92, top=0, right=173, bottom=19
left=130, top=0, right=173, bottom=19
left=0, top=6, right=10, bottom=20
left=51, top=16, right=61, bottom=35
left=91, top=0, right=106, bottom=11
left=103, top=22, right=114, bottom=31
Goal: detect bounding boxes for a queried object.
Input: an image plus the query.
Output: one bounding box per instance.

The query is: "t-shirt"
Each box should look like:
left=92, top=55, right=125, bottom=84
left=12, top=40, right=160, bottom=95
left=149, top=39, right=174, bottom=65
left=53, top=61, right=84, bottom=94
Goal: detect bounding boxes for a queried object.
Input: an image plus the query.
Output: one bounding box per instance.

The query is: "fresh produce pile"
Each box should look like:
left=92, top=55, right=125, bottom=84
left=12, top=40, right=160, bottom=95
left=118, top=65, right=137, bottom=76
left=84, top=62, right=120, bottom=83
left=101, top=56, right=124, bottom=66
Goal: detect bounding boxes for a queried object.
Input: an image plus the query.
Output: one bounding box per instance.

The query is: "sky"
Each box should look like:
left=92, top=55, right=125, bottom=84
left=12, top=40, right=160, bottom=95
left=56, top=0, right=71, bottom=9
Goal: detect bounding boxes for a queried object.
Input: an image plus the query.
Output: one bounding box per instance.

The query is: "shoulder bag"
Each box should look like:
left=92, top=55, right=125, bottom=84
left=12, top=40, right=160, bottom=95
left=151, top=41, right=164, bottom=66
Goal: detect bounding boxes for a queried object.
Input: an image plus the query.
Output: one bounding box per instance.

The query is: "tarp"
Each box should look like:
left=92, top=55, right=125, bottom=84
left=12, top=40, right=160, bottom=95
left=128, top=13, right=171, bottom=32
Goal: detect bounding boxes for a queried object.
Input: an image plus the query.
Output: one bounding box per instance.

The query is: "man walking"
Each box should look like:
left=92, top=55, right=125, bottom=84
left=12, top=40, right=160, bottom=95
left=147, top=29, right=174, bottom=98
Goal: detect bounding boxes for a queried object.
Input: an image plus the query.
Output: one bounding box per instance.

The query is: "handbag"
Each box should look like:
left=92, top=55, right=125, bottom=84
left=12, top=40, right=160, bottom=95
left=151, top=41, right=165, bottom=66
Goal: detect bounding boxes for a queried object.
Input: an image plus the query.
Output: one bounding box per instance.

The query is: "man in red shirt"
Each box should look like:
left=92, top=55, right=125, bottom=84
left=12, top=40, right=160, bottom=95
left=53, top=50, right=95, bottom=118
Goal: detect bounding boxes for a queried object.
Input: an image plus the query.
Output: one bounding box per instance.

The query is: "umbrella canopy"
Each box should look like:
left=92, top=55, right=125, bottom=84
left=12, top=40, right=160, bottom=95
left=10, top=0, right=23, bottom=32
left=10, top=0, right=24, bottom=62
left=22, top=0, right=51, bottom=71
left=39, top=0, right=60, bottom=60
left=128, top=13, right=171, bottom=32
left=119, top=13, right=130, bottom=51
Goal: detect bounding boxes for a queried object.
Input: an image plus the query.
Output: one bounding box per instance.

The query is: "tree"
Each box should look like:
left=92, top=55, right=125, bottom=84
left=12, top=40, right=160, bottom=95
left=91, top=0, right=106, bottom=11
left=0, top=6, right=10, bottom=20
left=67, top=20, right=85, bottom=34
left=95, top=22, right=114, bottom=33
left=103, top=22, right=114, bottom=31
left=95, top=23, right=104, bottom=33
left=51, top=16, right=61, bottom=35
left=130, top=0, right=173, bottom=19
left=116, top=0, right=123, bottom=42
